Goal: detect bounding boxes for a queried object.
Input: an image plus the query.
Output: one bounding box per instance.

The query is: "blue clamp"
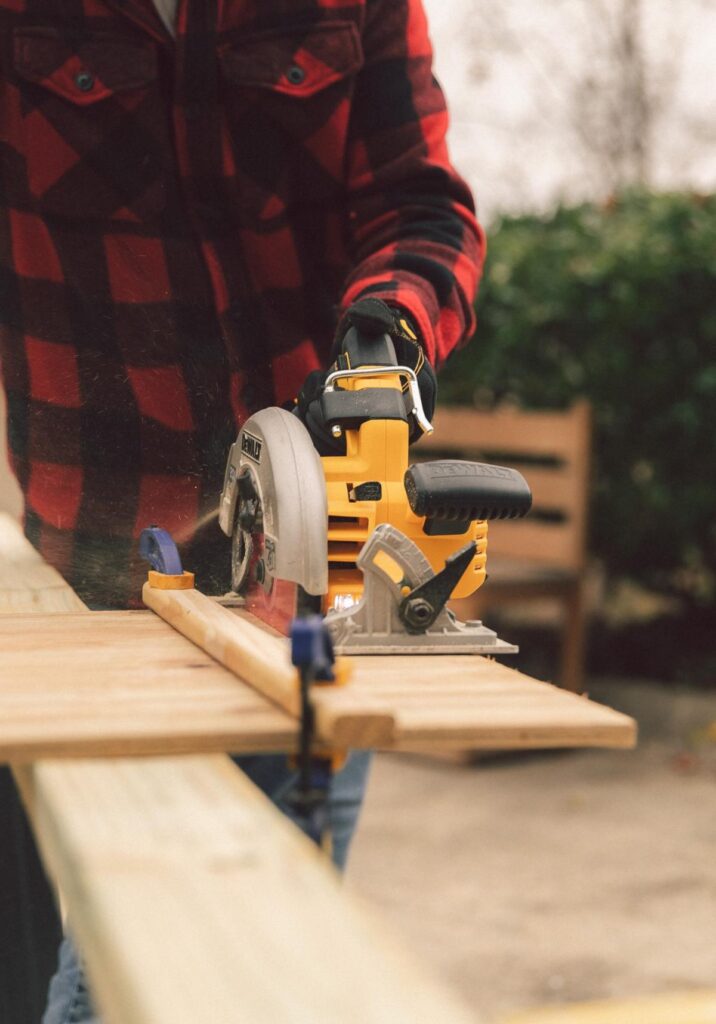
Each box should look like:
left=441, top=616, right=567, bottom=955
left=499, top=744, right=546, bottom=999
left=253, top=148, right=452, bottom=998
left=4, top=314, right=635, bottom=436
left=138, top=526, right=184, bottom=576
left=288, top=615, right=337, bottom=851
left=290, top=616, right=336, bottom=683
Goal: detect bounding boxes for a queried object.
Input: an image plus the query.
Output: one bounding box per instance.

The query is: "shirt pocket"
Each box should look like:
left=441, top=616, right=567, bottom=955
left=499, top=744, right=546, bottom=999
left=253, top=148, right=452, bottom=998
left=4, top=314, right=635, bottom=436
left=218, top=20, right=363, bottom=220
left=13, top=27, right=171, bottom=222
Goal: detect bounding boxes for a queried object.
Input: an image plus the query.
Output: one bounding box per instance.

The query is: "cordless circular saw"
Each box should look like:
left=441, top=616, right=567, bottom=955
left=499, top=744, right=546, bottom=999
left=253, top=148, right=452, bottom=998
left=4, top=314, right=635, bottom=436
left=218, top=324, right=532, bottom=655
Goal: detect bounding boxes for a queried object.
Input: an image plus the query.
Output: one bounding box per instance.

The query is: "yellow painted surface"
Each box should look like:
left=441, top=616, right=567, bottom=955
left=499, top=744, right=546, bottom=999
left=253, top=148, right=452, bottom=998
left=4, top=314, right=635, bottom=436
left=322, top=367, right=486, bottom=611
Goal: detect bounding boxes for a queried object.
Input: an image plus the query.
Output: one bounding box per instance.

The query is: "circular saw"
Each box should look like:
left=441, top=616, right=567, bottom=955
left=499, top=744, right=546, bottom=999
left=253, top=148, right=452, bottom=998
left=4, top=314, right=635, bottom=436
left=219, top=327, right=532, bottom=653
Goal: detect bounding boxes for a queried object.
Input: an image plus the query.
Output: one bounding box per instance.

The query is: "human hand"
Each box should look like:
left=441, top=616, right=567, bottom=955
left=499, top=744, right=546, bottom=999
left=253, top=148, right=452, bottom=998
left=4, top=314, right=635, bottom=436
left=295, top=298, right=437, bottom=452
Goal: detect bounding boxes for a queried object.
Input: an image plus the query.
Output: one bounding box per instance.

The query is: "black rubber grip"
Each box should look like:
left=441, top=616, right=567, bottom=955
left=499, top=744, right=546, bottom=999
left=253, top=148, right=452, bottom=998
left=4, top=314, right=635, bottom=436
left=321, top=387, right=407, bottom=428
left=405, top=461, right=533, bottom=523
left=341, top=324, right=397, bottom=367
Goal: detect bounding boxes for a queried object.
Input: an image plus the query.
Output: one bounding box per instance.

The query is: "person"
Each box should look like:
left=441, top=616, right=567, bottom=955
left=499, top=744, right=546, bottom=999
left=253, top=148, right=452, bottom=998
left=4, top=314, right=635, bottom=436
left=0, top=1, right=484, bottom=1020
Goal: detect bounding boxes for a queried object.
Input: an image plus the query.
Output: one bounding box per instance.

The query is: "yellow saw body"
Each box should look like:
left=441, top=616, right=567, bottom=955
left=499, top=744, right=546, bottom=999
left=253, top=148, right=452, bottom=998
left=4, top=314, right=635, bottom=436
left=322, top=368, right=486, bottom=615
left=220, top=329, right=531, bottom=652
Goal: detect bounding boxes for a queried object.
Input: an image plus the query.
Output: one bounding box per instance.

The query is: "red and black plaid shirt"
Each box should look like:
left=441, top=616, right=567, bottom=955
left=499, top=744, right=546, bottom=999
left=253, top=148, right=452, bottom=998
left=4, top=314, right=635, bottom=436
left=0, top=0, right=484, bottom=606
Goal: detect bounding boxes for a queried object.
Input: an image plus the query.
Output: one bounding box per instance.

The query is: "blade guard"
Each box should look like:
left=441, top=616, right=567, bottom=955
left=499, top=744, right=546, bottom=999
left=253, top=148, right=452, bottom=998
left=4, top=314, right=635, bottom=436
left=219, top=408, right=329, bottom=597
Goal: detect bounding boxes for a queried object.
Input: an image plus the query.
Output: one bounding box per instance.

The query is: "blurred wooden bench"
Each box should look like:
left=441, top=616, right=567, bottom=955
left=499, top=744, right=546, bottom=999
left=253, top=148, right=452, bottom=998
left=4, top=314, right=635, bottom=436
left=417, top=401, right=592, bottom=693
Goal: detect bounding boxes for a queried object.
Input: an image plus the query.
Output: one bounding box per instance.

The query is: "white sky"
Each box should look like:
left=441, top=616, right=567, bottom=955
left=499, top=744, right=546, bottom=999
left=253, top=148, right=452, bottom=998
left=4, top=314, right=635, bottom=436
left=423, top=0, right=716, bottom=220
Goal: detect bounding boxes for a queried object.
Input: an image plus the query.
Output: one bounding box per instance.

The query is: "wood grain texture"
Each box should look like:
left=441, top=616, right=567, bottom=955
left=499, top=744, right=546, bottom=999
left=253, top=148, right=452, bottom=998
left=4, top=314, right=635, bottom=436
left=143, top=585, right=395, bottom=747
left=211, top=602, right=636, bottom=752
left=0, top=513, right=635, bottom=760
left=0, top=610, right=297, bottom=761
left=0, top=515, right=479, bottom=1023
left=0, top=515, right=85, bottom=613
left=30, top=755, right=477, bottom=1024
left=142, top=583, right=301, bottom=716
left=0, top=597, right=635, bottom=760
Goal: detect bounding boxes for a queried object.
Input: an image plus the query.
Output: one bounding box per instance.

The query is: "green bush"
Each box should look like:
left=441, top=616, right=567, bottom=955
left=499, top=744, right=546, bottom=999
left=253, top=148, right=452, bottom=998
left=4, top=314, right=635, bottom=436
left=439, top=191, right=716, bottom=621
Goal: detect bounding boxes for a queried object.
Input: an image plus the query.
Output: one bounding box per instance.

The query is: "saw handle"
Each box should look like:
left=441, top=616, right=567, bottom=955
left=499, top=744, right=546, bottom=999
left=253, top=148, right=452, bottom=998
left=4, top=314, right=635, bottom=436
left=339, top=322, right=398, bottom=367
left=405, top=461, right=533, bottom=535
left=323, top=365, right=433, bottom=437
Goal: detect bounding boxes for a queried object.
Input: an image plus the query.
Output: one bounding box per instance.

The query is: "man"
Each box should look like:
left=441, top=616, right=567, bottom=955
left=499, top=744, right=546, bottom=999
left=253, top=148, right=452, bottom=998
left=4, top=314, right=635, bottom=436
left=0, top=0, right=484, bottom=1020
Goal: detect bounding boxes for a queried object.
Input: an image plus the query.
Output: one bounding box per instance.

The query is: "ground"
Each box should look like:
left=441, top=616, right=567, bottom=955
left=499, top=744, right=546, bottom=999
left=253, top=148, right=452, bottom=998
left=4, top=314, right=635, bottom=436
left=348, top=680, right=716, bottom=1023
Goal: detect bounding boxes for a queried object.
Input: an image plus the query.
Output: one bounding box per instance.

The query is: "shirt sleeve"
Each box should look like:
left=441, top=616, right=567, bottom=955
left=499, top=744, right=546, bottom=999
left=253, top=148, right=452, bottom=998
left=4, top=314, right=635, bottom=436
left=339, top=0, right=485, bottom=368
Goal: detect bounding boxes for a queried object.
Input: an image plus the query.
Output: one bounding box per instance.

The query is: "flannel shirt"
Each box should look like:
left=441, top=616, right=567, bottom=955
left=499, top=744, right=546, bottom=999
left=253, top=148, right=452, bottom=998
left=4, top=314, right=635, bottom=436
left=0, top=0, right=484, bottom=606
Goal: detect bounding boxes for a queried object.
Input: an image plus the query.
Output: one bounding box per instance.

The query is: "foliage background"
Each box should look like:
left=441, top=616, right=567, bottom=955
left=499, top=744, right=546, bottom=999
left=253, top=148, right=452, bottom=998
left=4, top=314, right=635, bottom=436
left=438, top=191, right=716, bottom=681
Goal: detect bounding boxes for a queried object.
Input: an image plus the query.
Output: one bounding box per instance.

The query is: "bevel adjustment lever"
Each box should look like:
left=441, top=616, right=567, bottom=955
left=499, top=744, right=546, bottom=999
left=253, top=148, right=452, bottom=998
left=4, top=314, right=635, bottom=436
left=398, top=542, right=476, bottom=633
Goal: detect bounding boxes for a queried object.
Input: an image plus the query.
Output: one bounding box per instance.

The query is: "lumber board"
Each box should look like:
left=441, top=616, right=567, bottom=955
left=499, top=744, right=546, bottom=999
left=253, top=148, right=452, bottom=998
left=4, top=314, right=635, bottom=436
left=144, top=583, right=635, bottom=750
left=0, top=610, right=296, bottom=760
left=0, top=605, right=636, bottom=760
left=0, top=512, right=635, bottom=759
left=142, top=583, right=302, bottom=717
left=143, top=584, right=394, bottom=745
left=0, top=515, right=85, bottom=614
left=503, top=989, right=716, bottom=1024
left=28, top=755, right=477, bottom=1024
left=0, top=513, right=479, bottom=1023
left=423, top=402, right=590, bottom=460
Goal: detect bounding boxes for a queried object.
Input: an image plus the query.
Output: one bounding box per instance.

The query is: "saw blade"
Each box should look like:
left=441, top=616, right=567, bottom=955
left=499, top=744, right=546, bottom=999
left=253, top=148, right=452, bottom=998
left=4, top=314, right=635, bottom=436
left=231, top=515, right=301, bottom=633
left=220, top=407, right=329, bottom=634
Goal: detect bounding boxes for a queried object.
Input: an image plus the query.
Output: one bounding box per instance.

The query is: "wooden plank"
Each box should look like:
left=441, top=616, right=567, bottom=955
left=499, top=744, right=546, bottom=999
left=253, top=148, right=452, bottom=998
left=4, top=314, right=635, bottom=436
left=503, top=989, right=716, bottom=1024
left=143, top=584, right=395, bottom=745
left=0, top=513, right=635, bottom=759
left=0, top=516, right=85, bottom=614
left=0, top=604, right=635, bottom=759
left=510, top=465, right=580, bottom=511
left=142, top=583, right=302, bottom=717
left=144, top=581, right=634, bottom=750
left=419, top=402, right=590, bottom=461
left=0, top=516, right=479, bottom=1023
left=28, top=755, right=477, bottom=1024
left=486, top=518, right=584, bottom=568
left=0, top=610, right=296, bottom=760
left=346, top=653, right=635, bottom=750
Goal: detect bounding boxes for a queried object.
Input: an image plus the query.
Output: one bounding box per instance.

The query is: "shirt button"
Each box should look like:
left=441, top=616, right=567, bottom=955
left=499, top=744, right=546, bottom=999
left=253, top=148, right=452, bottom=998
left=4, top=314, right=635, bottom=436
left=75, top=71, right=95, bottom=93
left=286, top=64, right=305, bottom=86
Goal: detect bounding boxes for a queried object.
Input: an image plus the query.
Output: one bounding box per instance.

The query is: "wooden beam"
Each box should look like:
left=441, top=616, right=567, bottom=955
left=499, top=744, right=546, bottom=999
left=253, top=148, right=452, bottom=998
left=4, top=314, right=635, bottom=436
left=0, top=515, right=85, bottom=614
left=503, top=990, right=716, bottom=1024
left=144, top=581, right=635, bottom=750
left=0, top=610, right=296, bottom=760
left=0, top=606, right=636, bottom=760
left=0, top=514, right=479, bottom=1023
left=29, top=754, right=477, bottom=1024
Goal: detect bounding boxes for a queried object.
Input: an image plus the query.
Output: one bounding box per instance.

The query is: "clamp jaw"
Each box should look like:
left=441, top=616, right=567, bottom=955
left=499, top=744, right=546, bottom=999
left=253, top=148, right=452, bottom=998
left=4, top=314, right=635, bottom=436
left=138, top=526, right=195, bottom=590
left=288, top=616, right=343, bottom=851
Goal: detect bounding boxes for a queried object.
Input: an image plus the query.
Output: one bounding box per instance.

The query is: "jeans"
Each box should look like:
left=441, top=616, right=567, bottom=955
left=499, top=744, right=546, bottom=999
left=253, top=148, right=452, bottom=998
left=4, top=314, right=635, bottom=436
left=42, top=750, right=372, bottom=1024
